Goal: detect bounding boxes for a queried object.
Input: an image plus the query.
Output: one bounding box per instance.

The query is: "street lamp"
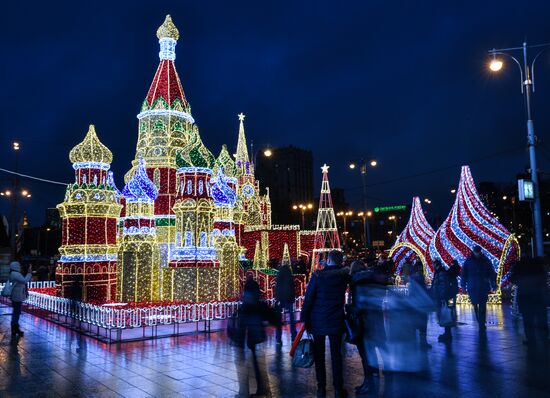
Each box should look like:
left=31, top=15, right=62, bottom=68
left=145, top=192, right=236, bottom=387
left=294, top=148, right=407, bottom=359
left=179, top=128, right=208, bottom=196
left=348, top=158, right=377, bottom=248
left=424, top=198, right=432, bottom=204
left=450, top=188, right=456, bottom=194
left=488, top=41, right=550, bottom=256
left=292, top=203, right=314, bottom=228
left=263, top=149, right=272, bottom=157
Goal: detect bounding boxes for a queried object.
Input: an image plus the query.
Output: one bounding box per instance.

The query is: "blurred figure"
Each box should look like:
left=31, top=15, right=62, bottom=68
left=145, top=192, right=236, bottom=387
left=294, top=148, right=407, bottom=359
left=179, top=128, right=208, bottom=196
left=275, top=260, right=297, bottom=345
left=236, top=275, right=270, bottom=397
left=509, top=257, right=549, bottom=346
left=302, top=250, right=349, bottom=398
left=432, top=259, right=460, bottom=342
left=461, top=245, right=496, bottom=332
left=409, top=261, right=432, bottom=349
left=350, top=260, right=388, bottom=394
left=37, top=263, right=49, bottom=281
left=401, top=259, right=413, bottom=285
left=8, top=261, right=32, bottom=338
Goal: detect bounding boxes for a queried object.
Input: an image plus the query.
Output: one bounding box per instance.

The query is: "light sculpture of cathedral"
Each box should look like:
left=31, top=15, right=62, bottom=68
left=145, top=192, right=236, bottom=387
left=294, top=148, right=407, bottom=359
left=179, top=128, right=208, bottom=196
left=55, top=15, right=309, bottom=303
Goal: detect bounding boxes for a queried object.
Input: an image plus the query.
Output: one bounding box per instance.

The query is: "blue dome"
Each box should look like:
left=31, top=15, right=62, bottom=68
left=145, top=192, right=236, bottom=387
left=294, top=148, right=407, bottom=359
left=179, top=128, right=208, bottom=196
left=122, top=158, right=158, bottom=202
left=211, top=167, right=237, bottom=208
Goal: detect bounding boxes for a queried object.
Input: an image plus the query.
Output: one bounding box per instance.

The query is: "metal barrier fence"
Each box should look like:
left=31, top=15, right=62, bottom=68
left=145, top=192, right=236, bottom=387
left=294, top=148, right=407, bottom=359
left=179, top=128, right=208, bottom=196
left=1, top=282, right=305, bottom=332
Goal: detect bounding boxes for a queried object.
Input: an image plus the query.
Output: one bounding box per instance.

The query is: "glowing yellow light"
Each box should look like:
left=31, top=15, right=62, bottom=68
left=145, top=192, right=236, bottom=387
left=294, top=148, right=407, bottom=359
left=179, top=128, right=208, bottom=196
left=13, top=142, right=20, bottom=151
left=349, top=163, right=356, bottom=170
left=21, top=190, right=28, bottom=196
left=307, top=203, right=313, bottom=209
left=489, top=59, right=503, bottom=72
left=263, top=149, right=272, bottom=157
left=370, top=160, right=377, bottom=167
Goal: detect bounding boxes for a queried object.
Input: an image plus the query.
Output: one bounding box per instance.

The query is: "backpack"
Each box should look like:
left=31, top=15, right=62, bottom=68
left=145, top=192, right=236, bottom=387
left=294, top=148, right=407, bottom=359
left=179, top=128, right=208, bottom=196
left=1, top=281, right=14, bottom=298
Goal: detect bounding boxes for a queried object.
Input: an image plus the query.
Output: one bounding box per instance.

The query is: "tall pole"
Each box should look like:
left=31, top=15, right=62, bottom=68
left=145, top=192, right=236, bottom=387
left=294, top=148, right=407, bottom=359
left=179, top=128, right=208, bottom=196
left=522, top=42, right=544, bottom=257
left=10, top=145, right=19, bottom=259
left=360, top=161, right=371, bottom=248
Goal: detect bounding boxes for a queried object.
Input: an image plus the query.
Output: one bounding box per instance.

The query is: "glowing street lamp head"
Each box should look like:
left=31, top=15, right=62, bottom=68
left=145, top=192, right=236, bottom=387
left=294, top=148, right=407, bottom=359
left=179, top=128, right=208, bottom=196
left=349, top=163, right=356, bottom=170
left=367, top=211, right=372, bottom=217
left=307, top=203, right=313, bottom=209
left=13, top=142, right=20, bottom=151
left=370, top=160, right=378, bottom=167
left=489, top=58, right=503, bottom=72
left=292, top=205, right=298, bottom=210
left=263, top=149, right=272, bottom=157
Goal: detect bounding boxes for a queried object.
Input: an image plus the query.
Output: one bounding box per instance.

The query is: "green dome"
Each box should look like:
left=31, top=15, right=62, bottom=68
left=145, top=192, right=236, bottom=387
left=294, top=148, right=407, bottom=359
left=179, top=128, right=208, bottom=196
left=176, top=133, right=215, bottom=169
left=215, top=144, right=238, bottom=178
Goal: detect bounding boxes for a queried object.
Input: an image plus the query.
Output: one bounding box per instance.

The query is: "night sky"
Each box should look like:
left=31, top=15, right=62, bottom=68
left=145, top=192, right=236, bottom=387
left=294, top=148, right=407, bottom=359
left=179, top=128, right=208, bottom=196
left=2, top=1, right=550, bottom=227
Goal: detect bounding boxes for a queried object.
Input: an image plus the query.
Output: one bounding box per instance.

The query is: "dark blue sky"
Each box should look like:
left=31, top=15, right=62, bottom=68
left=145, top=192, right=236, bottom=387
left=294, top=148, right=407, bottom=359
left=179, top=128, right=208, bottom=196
left=2, top=1, right=550, bottom=227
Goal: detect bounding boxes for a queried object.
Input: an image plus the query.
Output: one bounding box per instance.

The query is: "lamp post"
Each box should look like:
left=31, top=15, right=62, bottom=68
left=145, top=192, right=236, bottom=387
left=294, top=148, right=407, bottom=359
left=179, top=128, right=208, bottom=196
left=11, top=141, right=20, bottom=259
left=292, top=203, right=313, bottom=228
left=349, top=159, right=377, bottom=248
left=488, top=41, right=550, bottom=256
left=357, top=211, right=372, bottom=248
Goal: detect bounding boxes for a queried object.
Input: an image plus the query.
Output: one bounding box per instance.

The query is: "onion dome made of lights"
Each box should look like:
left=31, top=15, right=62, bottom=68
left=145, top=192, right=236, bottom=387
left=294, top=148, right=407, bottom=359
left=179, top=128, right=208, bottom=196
left=427, top=165, right=519, bottom=287
left=157, top=14, right=179, bottom=40
left=211, top=167, right=237, bottom=208
left=122, top=158, right=158, bottom=202
left=176, top=132, right=216, bottom=169
left=390, top=197, right=435, bottom=277
left=69, top=125, right=113, bottom=164
left=215, top=144, right=239, bottom=178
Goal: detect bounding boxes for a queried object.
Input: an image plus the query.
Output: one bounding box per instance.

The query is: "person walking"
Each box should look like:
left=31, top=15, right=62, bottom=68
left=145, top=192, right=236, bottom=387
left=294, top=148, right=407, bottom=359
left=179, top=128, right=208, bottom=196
left=350, top=260, right=388, bottom=394
left=236, top=275, right=270, bottom=397
left=275, top=261, right=297, bottom=345
left=431, top=259, right=459, bottom=342
left=302, top=250, right=349, bottom=398
left=8, top=261, right=32, bottom=337
left=408, top=260, right=432, bottom=349
left=461, top=245, right=496, bottom=332
left=509, top=257, right=549, bottom=345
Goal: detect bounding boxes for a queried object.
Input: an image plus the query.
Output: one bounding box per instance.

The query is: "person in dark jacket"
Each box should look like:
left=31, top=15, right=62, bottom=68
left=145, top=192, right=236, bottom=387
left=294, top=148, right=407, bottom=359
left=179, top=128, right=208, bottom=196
left=236, top=275, right=270, bottom=397
left=350, top=260, right=388, bottom=394
left=302, top=250, right=349, bottom=398
left=509, top=257, right=549, bottom=345
left=275, top=261, right=297, bottom=344
left=432, top=259, right=460, bottom=342
left=8, top=261, right=32, bottom=337
left=461, top=245, right=496, bottom=332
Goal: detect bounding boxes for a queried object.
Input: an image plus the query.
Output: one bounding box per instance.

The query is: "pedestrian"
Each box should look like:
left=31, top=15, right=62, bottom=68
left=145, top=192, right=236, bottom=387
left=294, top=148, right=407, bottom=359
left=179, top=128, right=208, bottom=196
left=509, top=257, right=549, bottom=346
left=235, top=274, right=270, bottom=397
left=350, top=260, right=388, bottom=394
left=461, top=245, right=496, bottom=332
left=431, top=259, right=459, bottom=342
left=8, top=261, right=32, bottom=338
left=275, top=260, right=297, bottom=345
left=302, top=250, right=349, bottom=398
left=408, top=260, right=432, bottom=349
left=400, top=259, right=413, bottom=285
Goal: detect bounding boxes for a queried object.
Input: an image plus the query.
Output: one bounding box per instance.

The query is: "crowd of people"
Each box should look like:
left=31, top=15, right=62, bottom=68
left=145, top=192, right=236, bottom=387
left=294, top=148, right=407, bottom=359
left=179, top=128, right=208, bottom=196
left=231, top=246, right=549, bottom=398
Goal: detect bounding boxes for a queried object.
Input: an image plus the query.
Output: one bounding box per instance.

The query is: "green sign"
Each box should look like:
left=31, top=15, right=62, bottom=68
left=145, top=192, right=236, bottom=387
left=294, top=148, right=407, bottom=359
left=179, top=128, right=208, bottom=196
left=374, top=205, right=407, bottom=213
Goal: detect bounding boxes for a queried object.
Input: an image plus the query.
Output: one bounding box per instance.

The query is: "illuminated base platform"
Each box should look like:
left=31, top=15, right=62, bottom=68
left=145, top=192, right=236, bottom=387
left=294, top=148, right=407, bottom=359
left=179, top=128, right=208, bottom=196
left=0, top=282, right=304, bottom=343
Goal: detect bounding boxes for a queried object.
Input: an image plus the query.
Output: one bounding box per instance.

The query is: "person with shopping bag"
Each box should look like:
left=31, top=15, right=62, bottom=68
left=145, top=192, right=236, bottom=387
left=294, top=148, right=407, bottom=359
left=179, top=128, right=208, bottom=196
left=301, top=250, right=349, bottom=398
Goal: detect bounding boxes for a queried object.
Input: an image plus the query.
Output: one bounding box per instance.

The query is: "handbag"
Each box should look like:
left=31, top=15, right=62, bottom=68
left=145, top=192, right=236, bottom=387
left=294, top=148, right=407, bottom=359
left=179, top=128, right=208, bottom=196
left=292, top=334, right=315, bottom=368
left=439, top=302, right=454, bottom=327
left=1, top=281, right=13, bottom=298
left=344, top=304, right=361, bottom=345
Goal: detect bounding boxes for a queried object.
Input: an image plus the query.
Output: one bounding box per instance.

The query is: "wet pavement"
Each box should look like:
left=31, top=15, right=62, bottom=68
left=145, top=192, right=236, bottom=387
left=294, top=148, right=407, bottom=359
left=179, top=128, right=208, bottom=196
left=0, top=302, right=549, bottom=397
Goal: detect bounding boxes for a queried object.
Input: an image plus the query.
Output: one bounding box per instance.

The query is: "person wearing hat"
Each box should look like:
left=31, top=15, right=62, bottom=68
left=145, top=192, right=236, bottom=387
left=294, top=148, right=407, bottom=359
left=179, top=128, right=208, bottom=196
left=8, top=261, right=32, bottom=337
left=461, top=246, right=496, bottom=332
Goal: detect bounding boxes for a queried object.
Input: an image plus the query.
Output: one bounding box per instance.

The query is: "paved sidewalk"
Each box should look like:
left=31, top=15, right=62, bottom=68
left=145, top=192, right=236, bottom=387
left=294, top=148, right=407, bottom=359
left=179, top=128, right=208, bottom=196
left=0, top=303, right=549, bottom=397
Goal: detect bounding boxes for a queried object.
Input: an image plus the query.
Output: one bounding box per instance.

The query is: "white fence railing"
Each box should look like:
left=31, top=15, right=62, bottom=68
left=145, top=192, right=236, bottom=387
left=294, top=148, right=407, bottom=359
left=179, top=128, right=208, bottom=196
left=1, top=282, right=305, bottom=330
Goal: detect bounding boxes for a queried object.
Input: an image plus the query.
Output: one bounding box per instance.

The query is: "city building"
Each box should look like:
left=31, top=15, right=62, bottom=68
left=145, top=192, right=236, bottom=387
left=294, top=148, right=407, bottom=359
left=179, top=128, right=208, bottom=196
left=255, top=145, right=314, bottom=225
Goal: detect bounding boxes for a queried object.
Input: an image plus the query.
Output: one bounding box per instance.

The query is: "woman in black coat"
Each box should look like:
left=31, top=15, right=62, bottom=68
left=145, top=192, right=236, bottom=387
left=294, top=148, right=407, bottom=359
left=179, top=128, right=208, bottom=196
left=235, top=275, right=270, bottom=397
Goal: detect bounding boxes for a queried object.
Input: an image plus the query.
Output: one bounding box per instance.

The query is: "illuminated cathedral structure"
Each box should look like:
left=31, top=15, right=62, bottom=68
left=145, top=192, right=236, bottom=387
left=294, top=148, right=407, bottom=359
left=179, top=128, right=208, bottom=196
left=55, top=15, right=311, bottom=303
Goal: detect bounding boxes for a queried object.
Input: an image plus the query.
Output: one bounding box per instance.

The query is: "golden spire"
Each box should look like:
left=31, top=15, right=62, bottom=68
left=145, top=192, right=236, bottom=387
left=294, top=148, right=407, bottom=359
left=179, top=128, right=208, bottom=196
left=157, top=15, right=180, bottom=40
left=69, top=124, right=113, bottom=164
